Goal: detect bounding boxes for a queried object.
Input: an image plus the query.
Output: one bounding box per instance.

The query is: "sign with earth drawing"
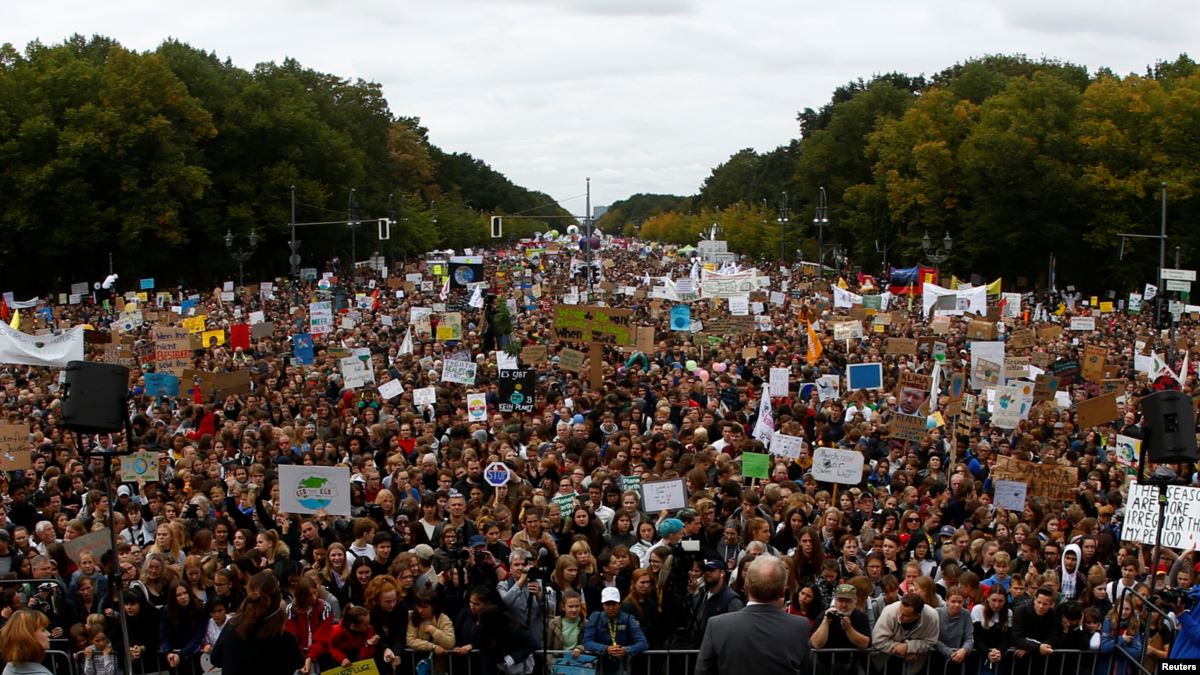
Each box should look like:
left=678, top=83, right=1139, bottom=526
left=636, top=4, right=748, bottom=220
left=499, top=368, right=535, bottom=413
left=279, top=465, right=351, bottom=516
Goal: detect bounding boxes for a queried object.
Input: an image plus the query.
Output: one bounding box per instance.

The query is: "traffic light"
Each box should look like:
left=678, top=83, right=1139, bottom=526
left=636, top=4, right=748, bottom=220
left=490, top=216, right=503, bottom=238
left=1155, top=298, right=1172, bottom=328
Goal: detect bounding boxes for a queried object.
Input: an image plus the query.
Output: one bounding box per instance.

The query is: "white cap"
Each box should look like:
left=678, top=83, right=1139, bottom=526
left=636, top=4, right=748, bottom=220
left=601, top=587, right=622, bottom=604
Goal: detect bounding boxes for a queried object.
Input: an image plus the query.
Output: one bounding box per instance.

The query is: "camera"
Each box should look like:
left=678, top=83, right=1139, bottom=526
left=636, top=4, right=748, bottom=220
left=826, top=609, right=846, bottom=621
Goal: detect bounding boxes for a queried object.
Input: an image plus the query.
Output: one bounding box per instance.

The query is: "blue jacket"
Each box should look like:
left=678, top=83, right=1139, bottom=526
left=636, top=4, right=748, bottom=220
left=581, top=610, right=649, bottom=670
left=1098, top=617, right=1144, bottom=675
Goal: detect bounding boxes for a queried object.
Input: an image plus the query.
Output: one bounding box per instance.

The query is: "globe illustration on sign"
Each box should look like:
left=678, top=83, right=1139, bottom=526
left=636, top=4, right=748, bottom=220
left=453, top=265, right=477, bottom=285
left=296, top=475, right=337, bottom=510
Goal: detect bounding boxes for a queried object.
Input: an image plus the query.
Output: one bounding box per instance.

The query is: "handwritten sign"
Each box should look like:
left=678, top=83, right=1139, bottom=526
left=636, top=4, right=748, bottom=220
left=769, top=432, right=804, bottom=460
left=120, top=451, right=160, bottom=482
left=1123, top=481, right=1200, bottom=550
left=768, top=367, right=790, bottom=398
left=557, top=347, right=585, bottom=373
left=0, top=423, right=31, bottom=471
left=641, top=478, right=687, bottom=512
left=993, top=479, right=1028, bottom=512
left=441, top=359, right=477, bottom=385
left=811, top=447, right=865, bottom=485
left=553, top=304, right=634, bottom=346
left=991, top=455, right=1077, bottom=503
left=890, top=413, right=927, bottom=442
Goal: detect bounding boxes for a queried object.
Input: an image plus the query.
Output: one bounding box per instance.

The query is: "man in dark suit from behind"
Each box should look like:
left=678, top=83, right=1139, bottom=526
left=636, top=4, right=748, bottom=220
left=696, top=554, right=811, bottom=675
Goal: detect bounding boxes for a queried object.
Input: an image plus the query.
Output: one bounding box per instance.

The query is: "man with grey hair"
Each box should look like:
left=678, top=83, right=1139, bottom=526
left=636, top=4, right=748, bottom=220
left=498, top=546, right=557, bottom=647
left=33, top=520, right=57, bottom=555
left=696, top=554, right=811, bottom=675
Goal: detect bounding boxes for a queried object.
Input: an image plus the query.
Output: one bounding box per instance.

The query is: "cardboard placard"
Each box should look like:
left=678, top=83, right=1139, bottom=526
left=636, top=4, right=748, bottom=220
left=991, top=455, right=1077, bottom=503
left=520, top=344, right=548, bottom=365
left=890, top=413, right=927, bottom=442
left=885, top=338, right=917, bottom=356
left=966, top=319, right=996, bottom=340
left=1076, top=392, right=1120, bottom=429
left=1008, top=330, right=1035, bottom=350
left=1037, top=325, right=1063, bottom=340
left=895, top=372, right=933, bottom=415
left=558, top=348, right=585, bottom=373
left=0, top=422, right=31, bottom=471
left=1082, top=344, right=1108, bottom=383
left=1033, top=374, right=1061, bottom=401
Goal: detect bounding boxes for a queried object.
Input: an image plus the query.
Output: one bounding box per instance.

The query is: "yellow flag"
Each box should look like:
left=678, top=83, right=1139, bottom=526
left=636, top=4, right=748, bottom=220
left=10, top=309, right=19, bottom=330
left=986, top=278, right=1003, bottom=296
left=837, top=277, right=849, bottom=290
left=806, top=320, right=823, bottom=365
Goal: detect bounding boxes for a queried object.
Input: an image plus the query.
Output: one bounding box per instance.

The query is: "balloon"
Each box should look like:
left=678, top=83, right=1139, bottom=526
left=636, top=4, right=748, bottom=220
left=697, top=369, right=709, bottom=382
left=713, top=362, right=727, bottom=373
left=685, top=359, right=697, bottom=372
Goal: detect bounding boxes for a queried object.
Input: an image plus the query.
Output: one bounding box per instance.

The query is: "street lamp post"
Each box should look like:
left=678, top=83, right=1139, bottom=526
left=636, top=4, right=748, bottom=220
left=224, top=228, right=258, bottom=288
left=813, top=187, right=829, bottom=275
left=778, top=191, right=789, bottom=263
left=347, top=188, right=361, bottom=275
left=921, top=230, right=953, bottom=279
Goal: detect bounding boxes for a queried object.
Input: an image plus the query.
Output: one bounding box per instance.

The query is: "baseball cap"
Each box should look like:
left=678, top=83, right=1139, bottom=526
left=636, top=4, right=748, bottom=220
left=468, top=535, right=487, bottom=548
left=411, top=544, right=435, bottom=561
left=938, top=525, right=957, bottom=539
left=601, top=587, right=622, bottom=604
left=702, top=559, right=726, bottom=571
left=834, top=584, right=857, bottom=600
left=117, top=485, right=132, bottom=497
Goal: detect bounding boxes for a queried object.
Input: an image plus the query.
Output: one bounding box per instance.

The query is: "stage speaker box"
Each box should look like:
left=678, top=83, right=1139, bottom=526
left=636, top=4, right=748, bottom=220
left=61, top=361, right=130, bottom=434
left=1142, top=389, right=1198, bottom=464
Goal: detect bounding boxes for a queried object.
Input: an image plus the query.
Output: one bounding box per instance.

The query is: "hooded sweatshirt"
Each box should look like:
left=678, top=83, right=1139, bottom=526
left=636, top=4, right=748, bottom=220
left=1060, top=543, right=1085, bottom=602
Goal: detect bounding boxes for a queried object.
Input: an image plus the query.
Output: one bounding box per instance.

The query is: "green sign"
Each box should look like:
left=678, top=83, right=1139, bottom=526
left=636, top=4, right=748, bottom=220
left=742, top=452, right=770, bottom=480
left=552, top=305, right=634, bottom=346
left=621, top=475, right=642, bottom=493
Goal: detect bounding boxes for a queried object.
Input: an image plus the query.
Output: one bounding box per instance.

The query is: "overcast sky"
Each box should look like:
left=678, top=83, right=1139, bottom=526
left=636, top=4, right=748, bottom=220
left=6, top=1, right=1198, bottom=213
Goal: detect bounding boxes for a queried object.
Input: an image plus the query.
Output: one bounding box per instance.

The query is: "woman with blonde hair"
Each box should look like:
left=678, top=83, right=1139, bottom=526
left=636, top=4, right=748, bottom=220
left=0, top=610, right=53, bottom=675
left=148, top=521, right=185, bottom=567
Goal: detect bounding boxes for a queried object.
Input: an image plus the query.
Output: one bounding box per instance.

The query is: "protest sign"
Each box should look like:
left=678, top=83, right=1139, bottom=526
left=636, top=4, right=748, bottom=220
left=413, top=386, right=436, bottom=407
left=768, top=367, right=790, bottom=398
left=64, top=530, right=111, bottom=564
left=895, top=372, right=932, bottom=415
left=467, top=393, right=487, bottom=422
left=0, top=422, right=31, bottom=471
left=885, top=338, right=917, bottom=356
left=309, top=302, right=333, bottom=335
left=154, top=326, right=194, bottom=376
left=969, top=341, right=1005, bottom=390
left=1049, top=358, right=1080, bottom=387
left=670, top=305, right=691, bottom=332
left=972, top=358, right=1002, bottom=388
left=890, top=413, right=927, bottom=442
left=991, top=455, right=1077, bottom=503
left=436, top=312, right=463, bottom=341
left=1076, top=392, right=1120, bottom=429
left=321, top=658, right=380, bottom=675
left=993, top=480, right=1028, bottom=512
left=377, top=378, right=404, bottom=401
left=769, top=432, right=804, bottom=460
left=1082, top=344, right=1108, bottom=383
left=1123, top=481, right=1200, bottom=549
left=1113, top=434, right=1140, bottom=469
left=811, top=447, right=865, bottom=485
left=520, top=344, right=548, bottom=365
left=181, top=314, right=207, bottom=334
left=991, top=383, right=1032, bottom=429
left=441, top=359, right=477, bottom=385
left=742, top=452, right=770, bottom=480
left=1070, top=316, right=1097, bottom=331
left=553, top=304, right=634, bottom=346
left=120, top=451, right=160, bottom=482
left=1008, top=329, right=1035, bottom=350
left=846, top=362, right=883, bottom=390
left=1033, top=374, right=1061, bottom=402
left=279, top=465, right=352, bottom=517
left=340, top=356, right=375, bottom=389
left=498, top=368, right=535, bottom=413
left=641, top=478, right=688, bottom=512
left=557, top=348, right=585, bottom=373
left=966, top=319, right=996, bottom=340
left=143, top=372, right=180, bottom=398
left=293, top=333, right=315, bottom=365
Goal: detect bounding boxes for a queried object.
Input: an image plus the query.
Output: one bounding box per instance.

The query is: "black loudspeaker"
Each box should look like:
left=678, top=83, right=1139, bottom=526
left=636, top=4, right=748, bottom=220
left=1142, top=389, right=1199, bottom=464
left=61, top=361, right=130, bottom=434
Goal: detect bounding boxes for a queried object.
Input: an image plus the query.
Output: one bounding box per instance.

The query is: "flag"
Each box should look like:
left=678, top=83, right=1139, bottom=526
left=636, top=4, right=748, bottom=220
left=805, top=320, right=823, bottom=366
left=9, top=310, right=19, bottom=331
left=929, top=362, right=941, bottom=412
left=439, top=276, right=450, bottom=300
left=370, top=289, right=380, bottom=310
left=837, top=277, right=849, bottom=290
left=751, top=386, right=774, bottom=448
left=986, top=278, right=1003, bottom=296
left=399, top=328, right=413, bottom=356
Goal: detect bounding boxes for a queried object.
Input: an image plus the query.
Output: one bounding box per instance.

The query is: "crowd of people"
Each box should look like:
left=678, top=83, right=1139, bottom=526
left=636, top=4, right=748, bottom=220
left=0, top=234, right=1196, bottom=675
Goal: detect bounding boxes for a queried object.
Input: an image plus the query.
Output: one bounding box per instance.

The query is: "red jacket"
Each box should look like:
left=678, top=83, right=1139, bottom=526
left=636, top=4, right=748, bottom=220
left=319, top=622, right=376, bottom=664
left=284, top=599, right=334, bottom=657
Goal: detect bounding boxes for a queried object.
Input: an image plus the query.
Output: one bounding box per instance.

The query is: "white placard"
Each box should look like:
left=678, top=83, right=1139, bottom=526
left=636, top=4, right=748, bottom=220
left=770, top=291, right=785, bottom=306
left=1070, top=316, right=1096, bottom=331
left=768, top=367, right=790, bottom=398
left=993, top=480, right=1028, bottom=512
left=340, top=356, right=375, bottom=389
left=728, top=296, right=749, bottom=316
left=969, top=341, right=1005, bottom=391
left=641, top=478, right=688, bottom=512
left=816, top=375, right=840, bottom=402
left=811, top=447, right=865, bottom=485
left=413, top=386, right=437, bottom=406
left=467, top=392, right=487, bottom=422
left=770, top=432, right=804, bottom=460
left=377, top=378, right=404, bottom=400
left=278, top=465, right=352, bottom=517
left=441, top=360, right=478, bottom=385
left=832, top=321, right=864, bottom=341
left=309, top=301, right=333, bottom=335
left=1124, top=481, right=1200, bottom=550
left=249, top=310, right=265, bottom=325
left=496, top=351, right=519, bottom=370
